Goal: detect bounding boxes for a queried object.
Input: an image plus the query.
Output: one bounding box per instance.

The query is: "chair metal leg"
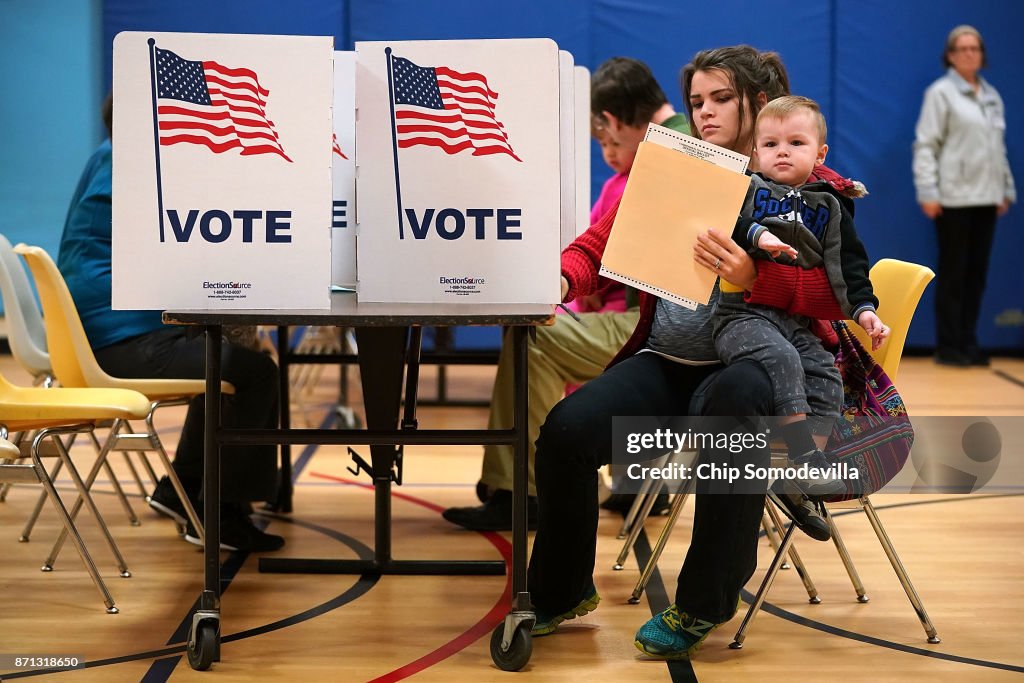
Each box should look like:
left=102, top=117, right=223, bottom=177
left=44, top=432, right=130, bottom=577
left=616, top=467, right=659, bottom=539
left=628, top=489, right=690, bottom=602
left=134, top=450, right=161, bottom=492
left=123, top=420, right=161, bottom=491
left=0, top=455, right=15, bottom=501
left=20, top=432, right=93, bottom=541
left=613, top=481, right=665, bottom=570
left=730, top=522, right=799, bottom=649
left=825, top=508, right=868, bottom=602
left=121, top=451, right=149, bottom=498
left=766, top=501, right=818, bottom=603
left=88, top=431, right=139, bottom=526
left=144, top=410, right=203, bottom=542
left=861, top=497, right=940, bottom=643
left=31, top=429, right=119, bottom=613
left=102, top=458, right=139, bottom=526
left=761, top=510, right=791, bottom=570
left=20, top=459, right=62, bottom=542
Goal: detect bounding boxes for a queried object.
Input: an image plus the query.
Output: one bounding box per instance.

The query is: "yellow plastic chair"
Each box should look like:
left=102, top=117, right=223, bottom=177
left=730, top=258, right=939, bottom=648
left=0, top=233, right=146, bottom=528
left=619, top=259, right=940, bottom=646
left=15, top=244, right=235, bottom=559
left=0, top=370, right=151, bottom=612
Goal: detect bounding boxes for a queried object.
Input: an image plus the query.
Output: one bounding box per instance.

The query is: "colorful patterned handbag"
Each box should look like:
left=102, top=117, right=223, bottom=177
left=823, top=321, right=914, bottom=502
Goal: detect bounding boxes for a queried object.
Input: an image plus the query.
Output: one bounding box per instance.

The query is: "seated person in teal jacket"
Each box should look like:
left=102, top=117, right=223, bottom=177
left=56, top=95, right=284, bottom=552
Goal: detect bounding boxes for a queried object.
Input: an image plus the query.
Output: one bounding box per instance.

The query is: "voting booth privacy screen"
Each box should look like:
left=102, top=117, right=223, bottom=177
left=332, top=51, right=357, bottom=289
left=354, top=39, right=562, bottom=304
left=111, top=31, right=334, bottom=310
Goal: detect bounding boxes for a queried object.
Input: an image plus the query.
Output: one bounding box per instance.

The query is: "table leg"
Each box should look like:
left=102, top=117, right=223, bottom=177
left=491, top=325, right=535, bottom=671
left=188, top=325, right=222, bottom=671
left=274, top=325, right=293, bottom=513
left=510, top=325, right=531, bottom=608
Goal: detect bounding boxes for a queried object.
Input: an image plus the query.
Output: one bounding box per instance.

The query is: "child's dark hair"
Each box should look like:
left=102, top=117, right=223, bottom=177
left=591, top=57, right=668, bottom=128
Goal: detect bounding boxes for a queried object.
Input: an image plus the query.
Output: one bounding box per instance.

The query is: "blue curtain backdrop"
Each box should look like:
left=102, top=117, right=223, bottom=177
left=0, top=0, right=102, bottom=264
left=6, top=0, right=1021, bottom=349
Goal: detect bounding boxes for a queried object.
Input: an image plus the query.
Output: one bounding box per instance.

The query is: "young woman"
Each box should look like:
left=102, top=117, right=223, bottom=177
left=526, top=45, right=855, bottom=659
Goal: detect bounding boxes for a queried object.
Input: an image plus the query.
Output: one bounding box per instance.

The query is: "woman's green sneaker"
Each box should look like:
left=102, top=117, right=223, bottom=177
left=634, top=602, right=735, bottom=659
left=531, top=585, right=601, bottom=636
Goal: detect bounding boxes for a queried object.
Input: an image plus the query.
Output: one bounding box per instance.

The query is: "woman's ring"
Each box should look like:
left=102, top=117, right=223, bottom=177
left=714, top=258, right=722, bottom=270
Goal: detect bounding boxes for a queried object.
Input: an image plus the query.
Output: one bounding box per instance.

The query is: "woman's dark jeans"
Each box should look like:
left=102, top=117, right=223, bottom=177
left=527, top=353, right=771, bottom=622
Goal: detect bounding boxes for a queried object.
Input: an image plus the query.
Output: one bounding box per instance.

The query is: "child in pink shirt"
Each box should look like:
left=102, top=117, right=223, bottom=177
left=570, top=117, right=637, bottom=313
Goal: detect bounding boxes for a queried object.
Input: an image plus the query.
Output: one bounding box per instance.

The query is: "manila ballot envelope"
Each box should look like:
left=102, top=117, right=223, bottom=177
left=599, top=140, right=750, bottom=309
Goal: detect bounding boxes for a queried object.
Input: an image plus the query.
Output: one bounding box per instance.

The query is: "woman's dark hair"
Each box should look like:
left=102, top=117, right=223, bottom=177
left=591, top=57, right=669, bottom=128
left=942, top=24, right=987, bottom=69
left=680, top=45, right=790, bottom=152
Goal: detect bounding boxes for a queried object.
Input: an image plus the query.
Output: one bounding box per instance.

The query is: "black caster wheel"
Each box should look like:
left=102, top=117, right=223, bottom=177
left=490, top=622, right=532, bottom=672
left=188, top=621, right=218, bottom=671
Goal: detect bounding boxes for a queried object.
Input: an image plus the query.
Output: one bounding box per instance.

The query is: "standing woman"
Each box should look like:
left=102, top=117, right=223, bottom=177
left=913, top=25, right=1016, bottom=366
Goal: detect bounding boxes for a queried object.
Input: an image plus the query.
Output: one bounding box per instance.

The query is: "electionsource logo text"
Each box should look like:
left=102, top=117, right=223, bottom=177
left=439, top=276, right=486, bottom=285
left=203, top=281, right=253, bottom=289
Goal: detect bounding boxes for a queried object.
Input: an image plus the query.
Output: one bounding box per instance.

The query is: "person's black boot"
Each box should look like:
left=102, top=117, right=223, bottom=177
left=599, top=491, right=671, bottom=516
left=147, top=475, right=200, bottom=527
left=184, top=504, right=285, bottom=552
left=442, top=489, right=537, bottom=531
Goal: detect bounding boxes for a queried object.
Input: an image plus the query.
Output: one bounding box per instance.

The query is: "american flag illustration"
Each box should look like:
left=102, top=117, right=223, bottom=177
left=390, top=54, right=520, bottom=161
left=154, top=46, right=291, bottom=161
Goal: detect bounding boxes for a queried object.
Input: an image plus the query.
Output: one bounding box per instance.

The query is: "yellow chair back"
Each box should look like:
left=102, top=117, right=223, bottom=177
left=848, top=258, right=935, bottom=382
left=14, top=245, right=110, bottom=389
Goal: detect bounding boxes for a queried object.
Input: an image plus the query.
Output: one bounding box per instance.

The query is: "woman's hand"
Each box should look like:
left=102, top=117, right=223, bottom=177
left=920, top=201, right=943, bottom=220
left=560, top=275, right=569, bottom=302
left=998, top=198, right=1012, bottom=217
left=694, top=228, right=757, bottom=290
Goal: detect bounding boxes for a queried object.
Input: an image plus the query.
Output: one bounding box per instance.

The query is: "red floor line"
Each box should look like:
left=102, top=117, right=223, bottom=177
left=308, top=471, right=513, bottom=683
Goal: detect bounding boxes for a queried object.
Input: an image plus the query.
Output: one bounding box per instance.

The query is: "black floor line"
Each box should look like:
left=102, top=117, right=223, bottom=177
left=138, top=409, right=342, bottom=682
left=993, top=369, right=1024, bottom=390
left=740, top=591, right=1024, bottom=674
left=1, top=514, right=378, bottom=680
left=747, top=491, right=1024, bottom=673
left=631, top=526, right=699, bottom=683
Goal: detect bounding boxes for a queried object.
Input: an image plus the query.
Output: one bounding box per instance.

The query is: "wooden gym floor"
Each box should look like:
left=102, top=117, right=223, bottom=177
left=0, top=351, right=1022, bottom=682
